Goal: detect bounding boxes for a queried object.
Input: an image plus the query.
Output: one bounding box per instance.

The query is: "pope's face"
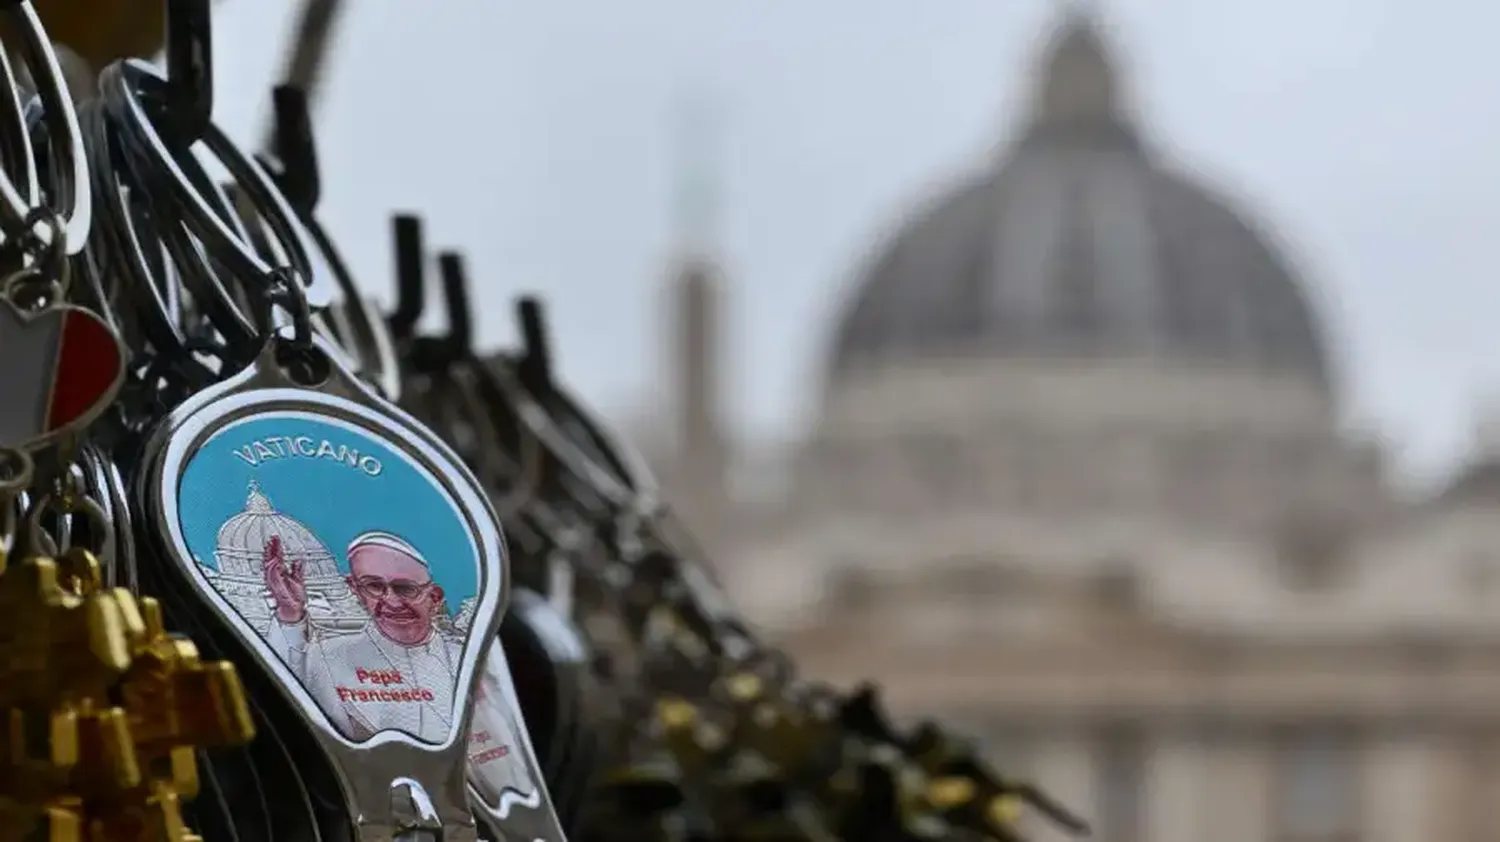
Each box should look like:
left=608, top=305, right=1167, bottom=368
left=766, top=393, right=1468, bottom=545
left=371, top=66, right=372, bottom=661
left=347, top=544, right=445, bottom=646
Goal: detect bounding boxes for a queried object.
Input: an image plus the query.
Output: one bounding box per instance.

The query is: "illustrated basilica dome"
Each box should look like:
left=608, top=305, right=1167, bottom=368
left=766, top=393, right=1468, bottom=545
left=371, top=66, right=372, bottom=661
left=208, top=480, right=364, bottom=635
left=827, top=11, right=1331, bottom=389
left=216, top=481, right=341, bottom=579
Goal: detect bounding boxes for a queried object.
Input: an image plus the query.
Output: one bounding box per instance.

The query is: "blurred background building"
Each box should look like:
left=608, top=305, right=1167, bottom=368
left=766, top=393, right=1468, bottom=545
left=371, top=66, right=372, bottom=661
left=637, top=9, right=1500, bottom=842
left=27, top=0, right=1500, bottom=840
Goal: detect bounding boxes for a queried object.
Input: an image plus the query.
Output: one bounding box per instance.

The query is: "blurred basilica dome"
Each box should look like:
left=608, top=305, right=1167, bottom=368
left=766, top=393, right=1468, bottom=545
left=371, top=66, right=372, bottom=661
left=828, top=11, right=1330, bottom=392
left=632, top=9, right=1500, bottom=842
left=642, top=7, right=1393, bottom=636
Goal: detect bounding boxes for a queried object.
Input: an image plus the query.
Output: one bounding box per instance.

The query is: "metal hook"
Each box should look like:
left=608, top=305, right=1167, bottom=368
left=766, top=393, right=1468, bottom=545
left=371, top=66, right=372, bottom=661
left=387, top=213, right=425, bottom=343
left=163, top=0, right=213, bottom=146
left=436, top=251, right=471, bottom=359
left=267, top=84, right=319, bottom=214
left=516, top=296, right=553, bottom=394
left=401, top=250, right=469, bottom=376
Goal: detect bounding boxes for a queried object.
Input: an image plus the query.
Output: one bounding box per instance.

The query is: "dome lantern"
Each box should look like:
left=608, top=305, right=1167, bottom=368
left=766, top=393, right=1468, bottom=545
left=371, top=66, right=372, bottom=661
left=1032, top=5, right=1124, bottom=132
left=245, top=478, right=273, bottom=514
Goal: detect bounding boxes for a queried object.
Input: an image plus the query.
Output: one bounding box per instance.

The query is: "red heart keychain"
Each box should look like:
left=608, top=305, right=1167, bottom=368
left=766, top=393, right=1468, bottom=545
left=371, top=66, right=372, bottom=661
left=0, top=284, right=126, bottom=451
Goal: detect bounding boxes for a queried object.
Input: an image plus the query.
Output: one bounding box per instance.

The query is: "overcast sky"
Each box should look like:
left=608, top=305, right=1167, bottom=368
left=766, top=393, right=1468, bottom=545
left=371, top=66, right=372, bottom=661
left=207, top=0, right=1500, bottom=486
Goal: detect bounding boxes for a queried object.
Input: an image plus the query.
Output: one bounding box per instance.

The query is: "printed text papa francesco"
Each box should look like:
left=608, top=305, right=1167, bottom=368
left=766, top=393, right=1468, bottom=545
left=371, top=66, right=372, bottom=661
left=335, top=667, right=438, bottom=703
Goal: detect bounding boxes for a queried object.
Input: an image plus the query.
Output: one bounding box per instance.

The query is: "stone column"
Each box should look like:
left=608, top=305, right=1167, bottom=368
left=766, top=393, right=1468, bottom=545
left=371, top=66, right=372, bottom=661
left=1199, top=736, right=1271, bottom=842
left=1363, top=734, right=1437, bottom=842
left=1031, top=732, right=1096, bottom=842
left=1144, top=735, right=1206, bottom=842
left=1447, top=737, right=1492, bottom=842
left=1477, top=741, right=1500, bottom=842
left=1365, top=733, right=1479, bottom=842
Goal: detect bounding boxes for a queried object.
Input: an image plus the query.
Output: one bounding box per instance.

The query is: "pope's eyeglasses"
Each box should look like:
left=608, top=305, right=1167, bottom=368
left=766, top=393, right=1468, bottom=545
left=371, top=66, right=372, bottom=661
left=354, top=576, right=432, bottom=600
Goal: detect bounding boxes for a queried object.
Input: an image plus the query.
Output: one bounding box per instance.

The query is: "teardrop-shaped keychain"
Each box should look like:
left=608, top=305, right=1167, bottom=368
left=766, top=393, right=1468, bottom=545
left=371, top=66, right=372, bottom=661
left=93, top=48, right=513, bottom=840
left=467, top=641, right=565, bottom=842
left=138, top=325, right=510, bottom=842
left=391, top=235, right=574, bottom=842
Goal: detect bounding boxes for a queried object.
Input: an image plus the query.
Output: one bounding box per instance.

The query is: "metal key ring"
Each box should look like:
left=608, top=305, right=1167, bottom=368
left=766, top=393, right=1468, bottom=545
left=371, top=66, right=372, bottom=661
left=75, top=445, right=136, bottom=591
left=104, top=137, right=333, bottom=368
left=247, top=204, right=365, bottom=366
left=490, top=353, right=651, bottom=514
left=545, top=383, right=658, bottom=497
left=0, top=48, right=38, bottom=219
left=156, top=161, right=297, bottom=348
left=101, top=60, right=306, bottom=283
left=81, top=96, right=222, bottom=380
left=482, top=358, right=639, bottom=509
left=455, top=365, right=544, bottom=514
left=0, top=2, right=91, bottom=255
left=100, top=60, right=324, bottom=352
left=21, top=489, right=115, bottom=568
left=7, top=207, right=69, bottom=293
left=80, top=94, right=179, bottom=331
left=98, top=63, right=279, bottom=352
left=108, top=59, right=324, bottom=308
left=146, top=154, right=349, bottom=366
left=0, top=448, right=34, bottom=552
left=468, top=361, right=603, bottom=521
left=303, top=213, right=402, bottom=399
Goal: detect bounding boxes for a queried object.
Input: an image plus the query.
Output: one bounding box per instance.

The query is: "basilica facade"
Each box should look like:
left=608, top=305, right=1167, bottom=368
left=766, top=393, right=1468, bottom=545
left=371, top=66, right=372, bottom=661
left=633, top=9, right=1500, bottom=842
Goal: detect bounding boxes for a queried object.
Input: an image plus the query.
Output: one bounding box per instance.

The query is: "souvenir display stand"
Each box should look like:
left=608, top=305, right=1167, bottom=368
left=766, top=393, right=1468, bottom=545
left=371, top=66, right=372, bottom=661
left=0, top=4, right=1088, bottom=841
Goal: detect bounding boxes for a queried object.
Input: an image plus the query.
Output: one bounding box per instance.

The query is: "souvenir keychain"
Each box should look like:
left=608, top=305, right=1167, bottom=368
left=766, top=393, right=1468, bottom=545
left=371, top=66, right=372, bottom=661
left=137, top=324, right=508, bottom=842
left=254, top=82, right=569, bottom=842
left=468, top=641, right=570, bottom=842
left=393, top=230, right=573, bottom=842
left=90, top=53, right=511, bottom=842
left=0, top=2, right=124, bottom=565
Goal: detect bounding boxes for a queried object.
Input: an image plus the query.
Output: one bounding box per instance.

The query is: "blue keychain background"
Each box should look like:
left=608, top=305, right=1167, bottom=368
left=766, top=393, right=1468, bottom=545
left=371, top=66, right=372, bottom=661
left=176, top=413, right=479, bottom=608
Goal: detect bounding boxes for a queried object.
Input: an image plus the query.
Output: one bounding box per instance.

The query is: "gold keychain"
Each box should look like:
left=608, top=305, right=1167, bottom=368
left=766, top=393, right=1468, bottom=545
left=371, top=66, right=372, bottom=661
left=0, top=545, right=255, bottom=842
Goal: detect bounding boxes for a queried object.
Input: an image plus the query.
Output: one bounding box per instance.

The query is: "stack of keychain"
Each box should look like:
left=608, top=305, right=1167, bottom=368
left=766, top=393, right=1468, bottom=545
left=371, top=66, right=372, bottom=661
left=0, top=1, right=1092, bottom=840
left=391, top=250, right=1090, bottom=842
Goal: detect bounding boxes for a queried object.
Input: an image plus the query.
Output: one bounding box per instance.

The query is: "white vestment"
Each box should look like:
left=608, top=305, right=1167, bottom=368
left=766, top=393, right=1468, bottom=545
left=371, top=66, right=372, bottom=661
left=265, top=618, right=461, bottom=742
